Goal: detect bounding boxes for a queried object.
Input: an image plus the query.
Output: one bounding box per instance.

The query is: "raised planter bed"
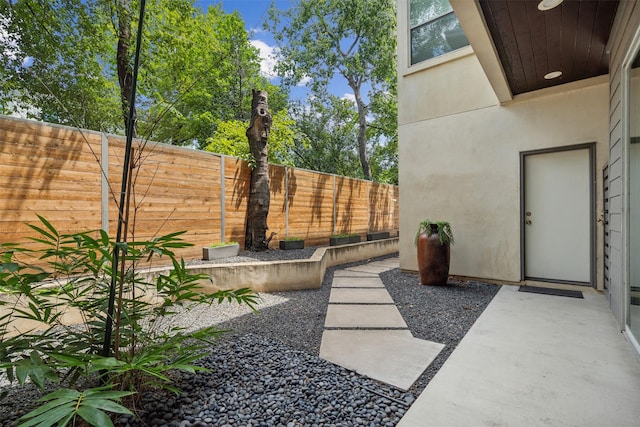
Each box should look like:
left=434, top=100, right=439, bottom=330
left=279, top=239, right=305, bottom=250
left=202, top=243, right=240, bottom=261
left=330, top=234, right=361, bottom=246
left=329, top=236, right=351, bottom=246
left=367, top=231, right=390, bottom=241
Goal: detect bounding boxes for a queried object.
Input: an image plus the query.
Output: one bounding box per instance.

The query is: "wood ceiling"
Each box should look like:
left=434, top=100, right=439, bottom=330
left=478, top=0, right=619, bottom=96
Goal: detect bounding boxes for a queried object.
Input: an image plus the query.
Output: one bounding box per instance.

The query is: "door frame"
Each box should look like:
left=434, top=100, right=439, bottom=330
left=519, top=143, right=596, bottom=287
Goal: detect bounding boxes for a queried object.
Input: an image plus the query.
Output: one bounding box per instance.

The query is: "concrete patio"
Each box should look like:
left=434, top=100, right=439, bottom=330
left=319, top=258, right=640, bottom=426
left=398, top=285, right=640, bottom=426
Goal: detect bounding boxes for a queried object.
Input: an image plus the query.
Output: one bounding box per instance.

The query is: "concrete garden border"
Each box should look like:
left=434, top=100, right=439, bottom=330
left=143, top=238, right=399, bottom=293
left=2, top=238, right=398, bottom=335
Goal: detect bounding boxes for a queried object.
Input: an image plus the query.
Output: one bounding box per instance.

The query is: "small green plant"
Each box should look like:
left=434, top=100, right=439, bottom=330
left=18, top=387, right=134, bottom=427
left=208, top=241, right=239, bottom=247
left=282, top=237, right=304, bottom=241
left=330, top=233, right=359, bottom=238
left=415, top=219, right=455, bottom=246
left=0, top=215, right=258, bottom=426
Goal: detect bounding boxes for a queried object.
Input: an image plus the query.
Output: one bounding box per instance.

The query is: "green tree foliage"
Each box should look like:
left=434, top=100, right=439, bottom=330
left=138, top=4, right=289, bottom=148
left=368, top=87, right=398, bottom=184
left=204, top=109, right=297, bottom=167
left=268, top=0, right=397, bottom=181
left=288, top=95, right=362, bottom=178
left=0, top=0, right=121, bottom=131
left=0, top=0, right=286, bottom=148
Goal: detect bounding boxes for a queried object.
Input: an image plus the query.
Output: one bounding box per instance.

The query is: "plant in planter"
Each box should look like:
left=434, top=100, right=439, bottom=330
left=329, top=234, right=350, bottom=246
left=415, top=219, right=454, bottom=286
left=202, top=241, right=240, bottom=260
left=279, top=237, right=305, bottom=250
left=329, top=233, right=360, bottom=246
left=367, top=231, right=391, bottom=241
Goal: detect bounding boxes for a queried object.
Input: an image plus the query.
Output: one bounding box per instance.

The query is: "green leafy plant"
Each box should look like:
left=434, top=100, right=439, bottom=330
left=0, top=215, right=258, bottom=426
left=18, top=387, right=133, bottom=427
left=330, top=233, right=359, bottom=238
left=415, top=219, right=455, bottom=246
left=281, top=237, right=304, bottom=241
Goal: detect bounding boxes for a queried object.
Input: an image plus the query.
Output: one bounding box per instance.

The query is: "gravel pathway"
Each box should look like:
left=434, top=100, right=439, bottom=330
left=0, top=249, right=501, bottom=426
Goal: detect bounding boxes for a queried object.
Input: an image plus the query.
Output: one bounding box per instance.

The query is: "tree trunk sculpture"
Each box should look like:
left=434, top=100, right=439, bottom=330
left=245, top=90, right=272, bottom=251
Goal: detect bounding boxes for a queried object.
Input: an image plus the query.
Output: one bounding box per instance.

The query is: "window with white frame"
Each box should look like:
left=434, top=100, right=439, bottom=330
left=409, top=0, right=469, bottom=65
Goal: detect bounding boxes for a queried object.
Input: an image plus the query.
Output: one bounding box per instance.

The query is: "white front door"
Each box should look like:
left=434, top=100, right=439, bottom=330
left=524, top=148, right=591, bottom=284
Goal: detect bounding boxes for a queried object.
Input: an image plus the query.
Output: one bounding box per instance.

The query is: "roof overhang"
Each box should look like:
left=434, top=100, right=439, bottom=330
left=450, top=0, right=513, bottom=102
left=451, top=0, right=619, bottom=104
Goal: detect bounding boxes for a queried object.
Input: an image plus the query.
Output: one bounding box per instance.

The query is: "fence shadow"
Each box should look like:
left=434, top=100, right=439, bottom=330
left=0, top=117, right=101, bottom=242
left=0, top=117, right=398, bottom=253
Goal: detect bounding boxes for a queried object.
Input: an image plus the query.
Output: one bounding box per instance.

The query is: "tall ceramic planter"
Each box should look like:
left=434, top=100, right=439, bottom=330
left=416, top=224, right=450, bottom=286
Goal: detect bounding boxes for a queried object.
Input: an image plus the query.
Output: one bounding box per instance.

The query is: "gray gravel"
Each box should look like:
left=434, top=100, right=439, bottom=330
left=186, top=247, right=320, bottom=266
left=380, top=271, right=500, bottom=395
left=119, top=334, right=413, bottom=427
left=0, top=249, right=500, bottom=426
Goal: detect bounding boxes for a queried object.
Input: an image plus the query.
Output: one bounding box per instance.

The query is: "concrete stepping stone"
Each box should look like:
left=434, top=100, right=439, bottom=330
left=329, top=288, right=394, bottom=304
left=325, top=304, right=407, bottom=328
left=371, top=262, right=399, bottom=270
left=332, top=276, right=385, bottom=288
left=344, top=265, right=394, bottom=274
left=320, top=330, right=445, bottom=390
left=333, top=270, right=378, bottom=278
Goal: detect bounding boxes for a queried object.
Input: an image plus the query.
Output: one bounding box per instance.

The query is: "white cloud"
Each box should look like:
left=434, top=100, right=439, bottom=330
left=250, top=39, right=279, bottom=80
left=250, top=38, right=313, bottom=87
left=342, top=93, right=356, bottom=104
left=297, top=75, right=312, bottom=87
left=249, top=27, right=265, bottom=36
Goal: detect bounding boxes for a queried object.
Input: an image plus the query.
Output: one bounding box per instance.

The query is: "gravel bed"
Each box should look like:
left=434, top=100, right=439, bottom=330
left=0, top=250, right=501, bottom=426
left=118, top=334, right=413, bottom=427
left=186, top=247, right=320, bottom=266
left=380, top=271, right=501, bottom=395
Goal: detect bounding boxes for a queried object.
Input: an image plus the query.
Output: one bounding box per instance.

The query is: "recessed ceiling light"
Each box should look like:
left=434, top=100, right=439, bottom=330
left=544, top=71, right=563, bottom=80
left=538, top=0, right=563, bottom=11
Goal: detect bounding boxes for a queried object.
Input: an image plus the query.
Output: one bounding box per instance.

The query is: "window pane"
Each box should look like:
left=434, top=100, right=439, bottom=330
left=411, top=13, right=469, bottom=64
left=409, top=0, right=452, bottom=28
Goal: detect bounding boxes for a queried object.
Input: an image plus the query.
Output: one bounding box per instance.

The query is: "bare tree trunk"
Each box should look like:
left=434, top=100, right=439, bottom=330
left=351, top=82, right=372, bottom=180
left=116, top=0, right=136, bottom=137
left=245, top=90, right=272, bottom=251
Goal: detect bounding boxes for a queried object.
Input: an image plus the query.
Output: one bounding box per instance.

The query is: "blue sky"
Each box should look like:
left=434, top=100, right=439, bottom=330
left=192, top=0, right=355, bottom=103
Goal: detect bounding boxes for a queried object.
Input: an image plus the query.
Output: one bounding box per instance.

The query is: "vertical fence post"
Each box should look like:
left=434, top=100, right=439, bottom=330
left=285, top=166, right=289, bottom=238
left=332, top=175, right=337, bottom=235
left=220, top=155, right=226, bottom=242
left=101, top=133, right=109, bottom=233
left=367, top=181, right=372, bottom=233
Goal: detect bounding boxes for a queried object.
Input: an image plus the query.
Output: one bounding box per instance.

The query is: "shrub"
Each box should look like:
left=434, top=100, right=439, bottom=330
left=0, top=215, right=258, bottom=426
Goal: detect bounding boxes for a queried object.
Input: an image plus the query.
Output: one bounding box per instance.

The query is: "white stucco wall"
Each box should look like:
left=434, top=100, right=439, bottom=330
left=398, top=50, right=499, bottom=124
left=398, top=55, right=610, bottom=285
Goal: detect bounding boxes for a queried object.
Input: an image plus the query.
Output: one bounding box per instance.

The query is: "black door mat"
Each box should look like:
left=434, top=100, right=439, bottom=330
left=519, top=285, right=584, bottom=299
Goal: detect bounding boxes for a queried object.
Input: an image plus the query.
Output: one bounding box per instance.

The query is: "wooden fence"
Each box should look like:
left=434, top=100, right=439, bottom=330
left=0, top=116, right=399, bottom=261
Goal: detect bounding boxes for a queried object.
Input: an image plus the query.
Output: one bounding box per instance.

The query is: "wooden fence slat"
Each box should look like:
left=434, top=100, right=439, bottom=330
left=1, top=116, right=399, bottom=255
